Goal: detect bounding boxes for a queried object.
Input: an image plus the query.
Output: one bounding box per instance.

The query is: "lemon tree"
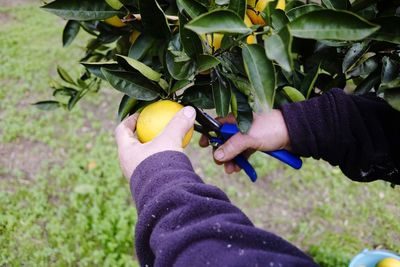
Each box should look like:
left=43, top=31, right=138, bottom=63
left=36, top=0, right=400, bottom=134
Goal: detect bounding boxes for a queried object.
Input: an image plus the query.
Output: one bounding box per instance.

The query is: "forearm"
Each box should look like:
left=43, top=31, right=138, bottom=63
left=131, top=151, right=319, bottom=267
left=281, top=88, right=400, bottom=184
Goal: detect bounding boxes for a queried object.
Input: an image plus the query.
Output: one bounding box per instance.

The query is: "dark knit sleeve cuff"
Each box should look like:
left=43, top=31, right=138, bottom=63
left=130, top=151, right=203, bottom=212
left=280, top=99, right=321, bottom=158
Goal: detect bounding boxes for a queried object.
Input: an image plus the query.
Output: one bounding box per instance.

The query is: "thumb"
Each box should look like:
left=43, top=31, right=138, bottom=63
left=159, top=106, right=196, bottom=145
left=214, top=133, right=253, bottom=162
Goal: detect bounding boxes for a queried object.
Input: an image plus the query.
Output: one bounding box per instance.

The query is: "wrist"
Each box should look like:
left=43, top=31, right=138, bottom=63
left=272, top=109, right=291, bottom=151
left=251, top=110, right=291, bottom=152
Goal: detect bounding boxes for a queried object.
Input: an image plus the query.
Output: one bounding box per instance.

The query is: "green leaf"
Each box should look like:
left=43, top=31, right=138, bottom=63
left=342, top=41, right=370, bottom=72
left=232, top=86, right=253, bottom=133
left=33, top=100, right=61, bottom=110
left=242, top=44, right=276, bottom=112
left=57, top=66, right=75, bottom=85
left=118, top=95, right=137, bottom=121
left=212, top=73, right=231, bottom=117
left=322, top=0, right=350, bottom=10
left=282, top=86, right=305, bottom=102
left=216, top=0, right=230, bottom=5
left=350, top=0, right=376, bottom=12
left=285, top=0, right=305, bottom=11
left=177, top=0, right=207, bottom=18
left=105, top=0, right=124, bottom=10
left=370, top=17, right=400, bottom=44
left=128, top=34, right=157, bottom=60
left=81, top=62, right=120, bottom=80
left=219, top=50, right=246, bottom=76
left=264, top=27, right=293, bottom=73
left=41, top=0, right=124, bottom=21
left=354, top=69, right=380, bottom=95
left=67, top=91, right=82, bottom=110
left=302, top=65, right=320, bottom=99
left=185, top=9, right=252, bottom=35
left=171, top=79, right=194, bottom=94
left=261, top=1, right=279, bottom=26
left=271, top=9, right=289, bottom=31
left=381, top=56, right=400, bottom=84
left=223, top=74, right=251, bottom=96
left=53, top=87, right=78, bottom=97
left=166, top=35, right=197, bottom=80
left=101, top=68, right=160, bottom=100
left=289, top=10, right=380, bottom=40
left=139, top=0, right=171, bottom=38
left=286, top=4, right=323, bottom=21
left=228, top=0, right=246, bottom=19
left=384, top=88, right=400, bottom=112
left=179, top=13, right=203, bottom=58
left=62, top=20, right=80, bottom=47
left=158, top=79, right=169, bottom=92
left=197, top=55, right=220, bottom=72
left=181, top=85, right=215, bottom=109
left=348, top=54, right=378, bottom=77
left=116, top=55, right=162, bottom=82
left=379, top=78, right=400, bottom=92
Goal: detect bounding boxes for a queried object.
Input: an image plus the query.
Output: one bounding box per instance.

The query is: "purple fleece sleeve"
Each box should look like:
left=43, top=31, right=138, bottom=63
left=281, top=88, right=400, bottom=184
left=130, top=151, right=319, bottom=267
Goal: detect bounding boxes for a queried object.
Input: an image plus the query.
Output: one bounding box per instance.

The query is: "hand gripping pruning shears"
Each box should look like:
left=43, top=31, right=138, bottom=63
left=192, top=105, right=302, bottom=182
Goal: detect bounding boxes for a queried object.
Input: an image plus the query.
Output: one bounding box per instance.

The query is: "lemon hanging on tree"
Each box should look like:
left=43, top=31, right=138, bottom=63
left=104, top=15, right=126, bottom=27
left=247, top=0, right=286, bottom=26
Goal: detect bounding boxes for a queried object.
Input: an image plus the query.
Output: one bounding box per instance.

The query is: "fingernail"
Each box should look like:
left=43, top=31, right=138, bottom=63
left=214, top=149, right=224, bottom=160
left=183, top=106, right=195, bottom=118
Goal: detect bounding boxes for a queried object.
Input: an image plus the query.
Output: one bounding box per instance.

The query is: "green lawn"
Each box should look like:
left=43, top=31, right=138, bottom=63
left=0, top=3, right=399, bottom=267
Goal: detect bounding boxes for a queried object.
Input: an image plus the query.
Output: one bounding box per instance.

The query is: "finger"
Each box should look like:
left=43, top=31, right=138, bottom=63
left=159, top=106, right=196, bottom=145
left=199, top=134, right=209, bottom=147
left=213, top=133, right=254, bottom=162
left=234, top=164, right=241, bottom=172
left=115, top=113, right=140, bottom=146
left=213, top=157, right=224, bottom=166
left=215, top=113, right=237, bottom=124
left=224, top=161, right=235, bottom=174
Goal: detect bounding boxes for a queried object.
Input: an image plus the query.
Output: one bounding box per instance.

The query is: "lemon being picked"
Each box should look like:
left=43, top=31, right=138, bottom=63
left=376, top=258, right=400, bottom=267
left=136, top=100, right=194, bottom=148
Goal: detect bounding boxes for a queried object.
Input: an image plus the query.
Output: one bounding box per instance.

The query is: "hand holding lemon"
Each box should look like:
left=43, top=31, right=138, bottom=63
left=115, top=101, right=195, bottom=180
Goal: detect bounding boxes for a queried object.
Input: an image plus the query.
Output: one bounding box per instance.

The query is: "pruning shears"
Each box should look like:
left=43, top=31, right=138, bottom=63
left=192, top=106, right=302, bottom=182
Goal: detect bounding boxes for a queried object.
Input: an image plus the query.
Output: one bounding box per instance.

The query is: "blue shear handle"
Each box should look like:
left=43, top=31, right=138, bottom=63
left=220, top=124, right=303, bottom=170
left=210, top=137, right=258, bottom=182
left=234, top=154, right=258, bottom=182
left=265, top=150, right=302, bottom=169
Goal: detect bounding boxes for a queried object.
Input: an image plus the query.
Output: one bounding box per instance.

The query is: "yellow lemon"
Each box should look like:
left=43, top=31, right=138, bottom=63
left=276, top=0, right=286, bottom=10
left=203, top=16, right=256, bottom=49
left=136, top=100, right=194, bottom=148
left=377, top=258, right=400, bottom=267
left=104, top=16, right=126, bottom=27
left=130, top=30, right=141, bottom=44
left=244, top=14, right=257, bottom=44
left=247, top=0, right=285, bottom=26
left=204, top=33, right=224, bottom=50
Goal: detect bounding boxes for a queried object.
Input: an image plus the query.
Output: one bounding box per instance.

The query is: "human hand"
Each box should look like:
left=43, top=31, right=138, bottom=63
left=115, top=106, right=196, bottom=180
left=199, top=110, right=291, bottom=174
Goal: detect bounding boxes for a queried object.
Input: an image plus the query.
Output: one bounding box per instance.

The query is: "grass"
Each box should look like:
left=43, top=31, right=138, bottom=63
left=0, top=3, right=399, bottom=267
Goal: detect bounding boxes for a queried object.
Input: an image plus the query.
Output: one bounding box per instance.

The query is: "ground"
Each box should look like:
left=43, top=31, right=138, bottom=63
left=0, top=2, right=399, bottom=267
